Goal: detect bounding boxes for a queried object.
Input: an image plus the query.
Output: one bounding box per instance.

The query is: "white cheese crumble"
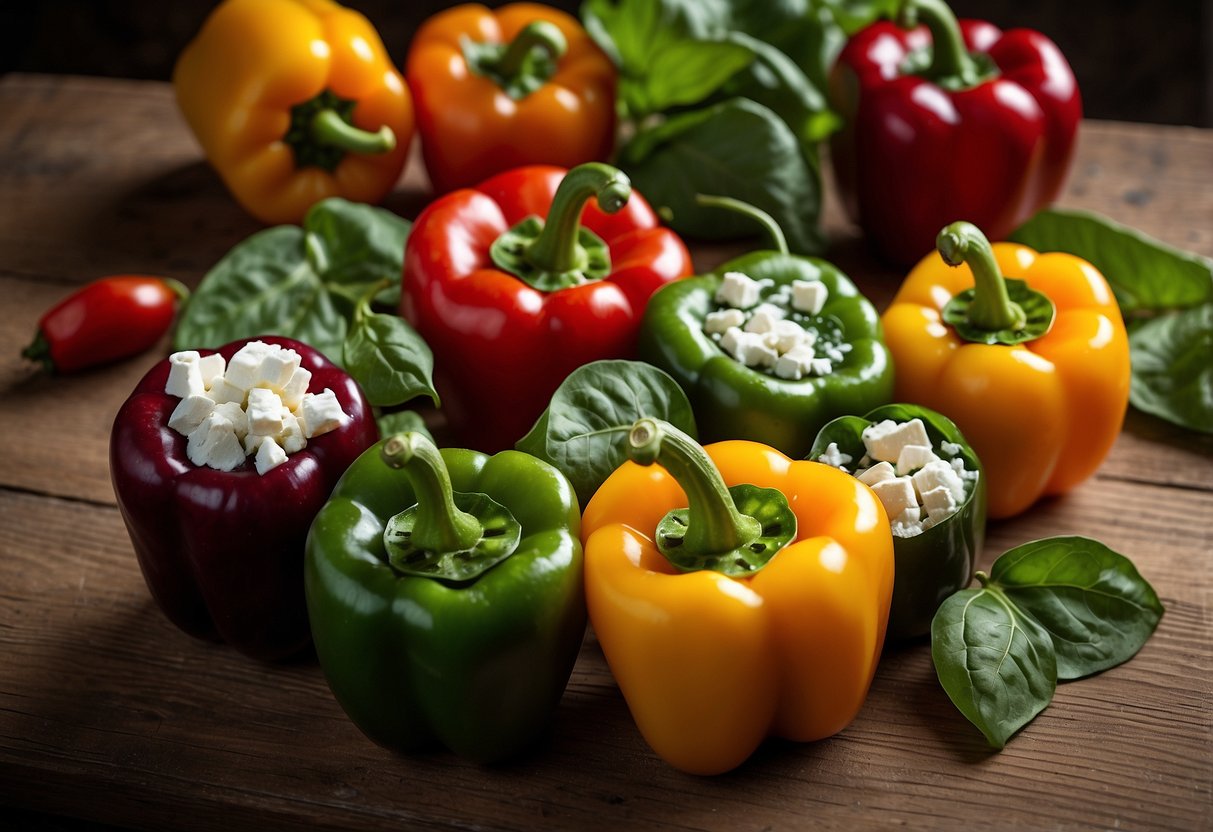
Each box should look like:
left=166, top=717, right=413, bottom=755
left=164, top=341, right=349, bottom=474
left=821, top=418, right=976, bottom=538
left=706, top=271, right=840, bottom=378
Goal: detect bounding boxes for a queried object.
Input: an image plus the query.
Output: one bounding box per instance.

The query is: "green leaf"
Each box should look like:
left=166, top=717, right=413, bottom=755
left=931, top=586, right=1057, bottom=749
left=173, top=198, right=411, bottom=366
left=344, top=310, right=437, bottom=408
left=632, top=37, right=755, bottom=116
left=718, top=32, right=839, bottom=144
left=516, top=360, right=697, bottom=507
left=1130, top=303, right=1213, bottom=433
left=376, top=410, right=434, bottom=444
left=991, top=537, right=1165, bottom=679
left=1009, top=208, right=1213, bottom=316
left=620, top=98, right=824, bottom=254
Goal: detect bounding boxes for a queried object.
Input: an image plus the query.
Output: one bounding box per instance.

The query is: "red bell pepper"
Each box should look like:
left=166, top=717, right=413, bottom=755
left=401, top=163, right=693, bottom=453
left=110, top=336, right=378, bottom=661
left=830, top=0, right=1081, bottom=265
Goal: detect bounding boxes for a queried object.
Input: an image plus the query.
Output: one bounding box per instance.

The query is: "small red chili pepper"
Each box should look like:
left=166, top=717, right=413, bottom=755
left=23, top=275, right=190, bottom=373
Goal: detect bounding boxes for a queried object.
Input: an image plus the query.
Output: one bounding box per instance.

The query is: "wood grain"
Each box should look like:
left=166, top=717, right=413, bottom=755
left=1, top=74, right=1211, bottom=831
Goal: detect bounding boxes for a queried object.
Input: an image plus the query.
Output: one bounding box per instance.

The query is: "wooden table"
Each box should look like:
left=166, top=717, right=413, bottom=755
left=1, top=74, right=1210, bottom=831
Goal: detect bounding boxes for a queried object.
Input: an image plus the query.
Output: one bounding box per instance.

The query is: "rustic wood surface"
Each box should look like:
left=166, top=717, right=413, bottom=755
left=0, top=74, right=1210, bottom=831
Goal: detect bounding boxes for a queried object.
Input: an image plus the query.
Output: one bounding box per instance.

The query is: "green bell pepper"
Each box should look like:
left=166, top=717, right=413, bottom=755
left=808, top=404, right=987, bottom=640
left=305, top=432, right=585, bottom=763
left=637, top=197, right=893, bottom=458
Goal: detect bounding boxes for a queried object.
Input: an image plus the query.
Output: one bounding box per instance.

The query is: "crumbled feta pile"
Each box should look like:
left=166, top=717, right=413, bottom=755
left=164, top=341, right=348, bottom=474
left=708, top=271, right=848, bottom=379
left=818, top=418, right=978, bottom=538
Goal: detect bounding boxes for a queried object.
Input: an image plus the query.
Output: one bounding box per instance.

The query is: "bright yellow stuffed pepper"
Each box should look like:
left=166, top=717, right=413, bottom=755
left=174, top=0, right=414, bottom=224
left=582, top=419, right=894, bottom=776
left=882, top=221, right=1130, bottom=519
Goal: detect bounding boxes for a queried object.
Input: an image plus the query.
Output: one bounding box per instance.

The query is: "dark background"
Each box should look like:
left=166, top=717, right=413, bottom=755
left=2, top=0, right=1211, bottom=127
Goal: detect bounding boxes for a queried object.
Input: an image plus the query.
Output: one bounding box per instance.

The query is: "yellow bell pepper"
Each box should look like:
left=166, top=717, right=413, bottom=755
left=582, top=419, right=894, bottom=775
left=174, top=0, right=414, bottom=224
left=881, top=222, right=1130, bottom=519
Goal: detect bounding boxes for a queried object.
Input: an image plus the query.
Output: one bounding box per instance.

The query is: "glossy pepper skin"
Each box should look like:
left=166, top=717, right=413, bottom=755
left=809, top=404, right=986, bottom=640
left=582, top=420, right=894, bottom=775
left=305, top=433, right=585, bottom=763
left=174, top=0, right=413, bottom=224
left=406, top=3, right=615, bottom=194
left=638, top=221, right=892, bottom=459
left=830, top=0, right=1080, bottom=265
left=23, top=275, right=188, bottom=374
left=110, top=336, right=377, bottom=661
left=401, top=163, right=693, bottom=453
left=882, top=222, right=1129, bottom=519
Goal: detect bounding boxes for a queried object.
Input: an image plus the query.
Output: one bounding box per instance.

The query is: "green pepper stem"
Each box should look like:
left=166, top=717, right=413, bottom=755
left=899, top=0, right=984, bottom=89
left=492, top=21, right=568, bottom=80
left=695, top=194, right=789, bottom=256
left=526, top=163, right=631, bottom=274
left=311, top=108, right=396, bottom=156
left=381, top=432, right=482, bottom=554
left=937, top=221, right=1026, bottom=332
left=627, top=418, right=761, bottom=556
left=162, top=277, right=191, bottom=303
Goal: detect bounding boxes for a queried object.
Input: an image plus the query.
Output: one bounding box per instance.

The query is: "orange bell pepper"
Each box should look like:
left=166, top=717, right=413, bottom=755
left=405, top=3, right=616, bottom=194
left=881, top=221, right=1130, bottom=519
left=174, top=0, right=414, bottom=224
left=582, top=419, right=894, bottom=775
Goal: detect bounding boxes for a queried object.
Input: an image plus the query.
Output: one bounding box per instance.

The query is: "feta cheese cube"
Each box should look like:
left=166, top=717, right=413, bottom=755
left=280, top=366, right=312, bottom=411
left=791, top=280, right=828, bottom=315
left=751, top=302, right=786, bottom=321
left=896, top=444, right=940, bottom=476
left=921, top=485, right=958, bottom=519
left=808, top=357, right=833, bottom=376
left=279, top=408, right=306, bottom=453
left=223, top=341, right=272, bottom=391
left=213, top=401, right=248, bottom=440
left=300, top=388, right=347, bottom=438
left=857, top=461, right=896, bottom=487
left=816, top=442, right=853, bottom=469
left=715, top=271, right=761, bottom=309
left=704, top=308, right=745, bottom=335
left=254, top=345, right=302, bottom=391
left=198, top=353, right=226, bottom=389
left=870, top=476, right=917, bottom=519
left=207, top=377, right=246, bottom=406
left=773, top=352, right=805, bottom=380
left=744, top=309, right=781, bottom=335
left=168, top=394, right=215, bottom=435
left=913, top=459, right=967, bottom=503
left=719, top=326, right=744, bottom=356
left=254, top=437, right=288, bottom=475
left=165, top=351, right=206, bottom=398
left=891, top=506, right=924, bottom=538
left=186, top=411, right=245, bottom=472
left=733, top=333, right=778, bottom=369
left=768, top=319, right=805, bottom=354
left=247, top=388, right=285, bottom=437
left=940, top=441, right=963, bottom=457
left=861, top=418, right=931, bottom=463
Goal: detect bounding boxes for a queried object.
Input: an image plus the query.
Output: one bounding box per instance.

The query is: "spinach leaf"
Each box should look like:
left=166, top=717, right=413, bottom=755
left=991, top=537, right=1166, bottom=678
left=1010, top=208, right=1213, bottom=315
left=932, top=537, right=1164, bottom=748
left=1129, top=304, right=1213, bottom=434
left=516, top=360, right=697, bottom=507
left=620, top=98, right=825, bottom=254
left=376, top=410, right=434, bottom=445
left=932, top=586, right=1056, bottom=749
left=344, top=294, right=437, bottom=408
left=718, top=32, right=839, bottom=144
left=174, top=198, right=411, bottom=366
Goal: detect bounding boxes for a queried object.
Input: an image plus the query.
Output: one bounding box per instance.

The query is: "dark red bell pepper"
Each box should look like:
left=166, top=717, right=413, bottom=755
left=830, top=0, right=1081, bottom=265
left=110, top=336, right=377, bottom=661
left=401, top=162, right=693, bottom=453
